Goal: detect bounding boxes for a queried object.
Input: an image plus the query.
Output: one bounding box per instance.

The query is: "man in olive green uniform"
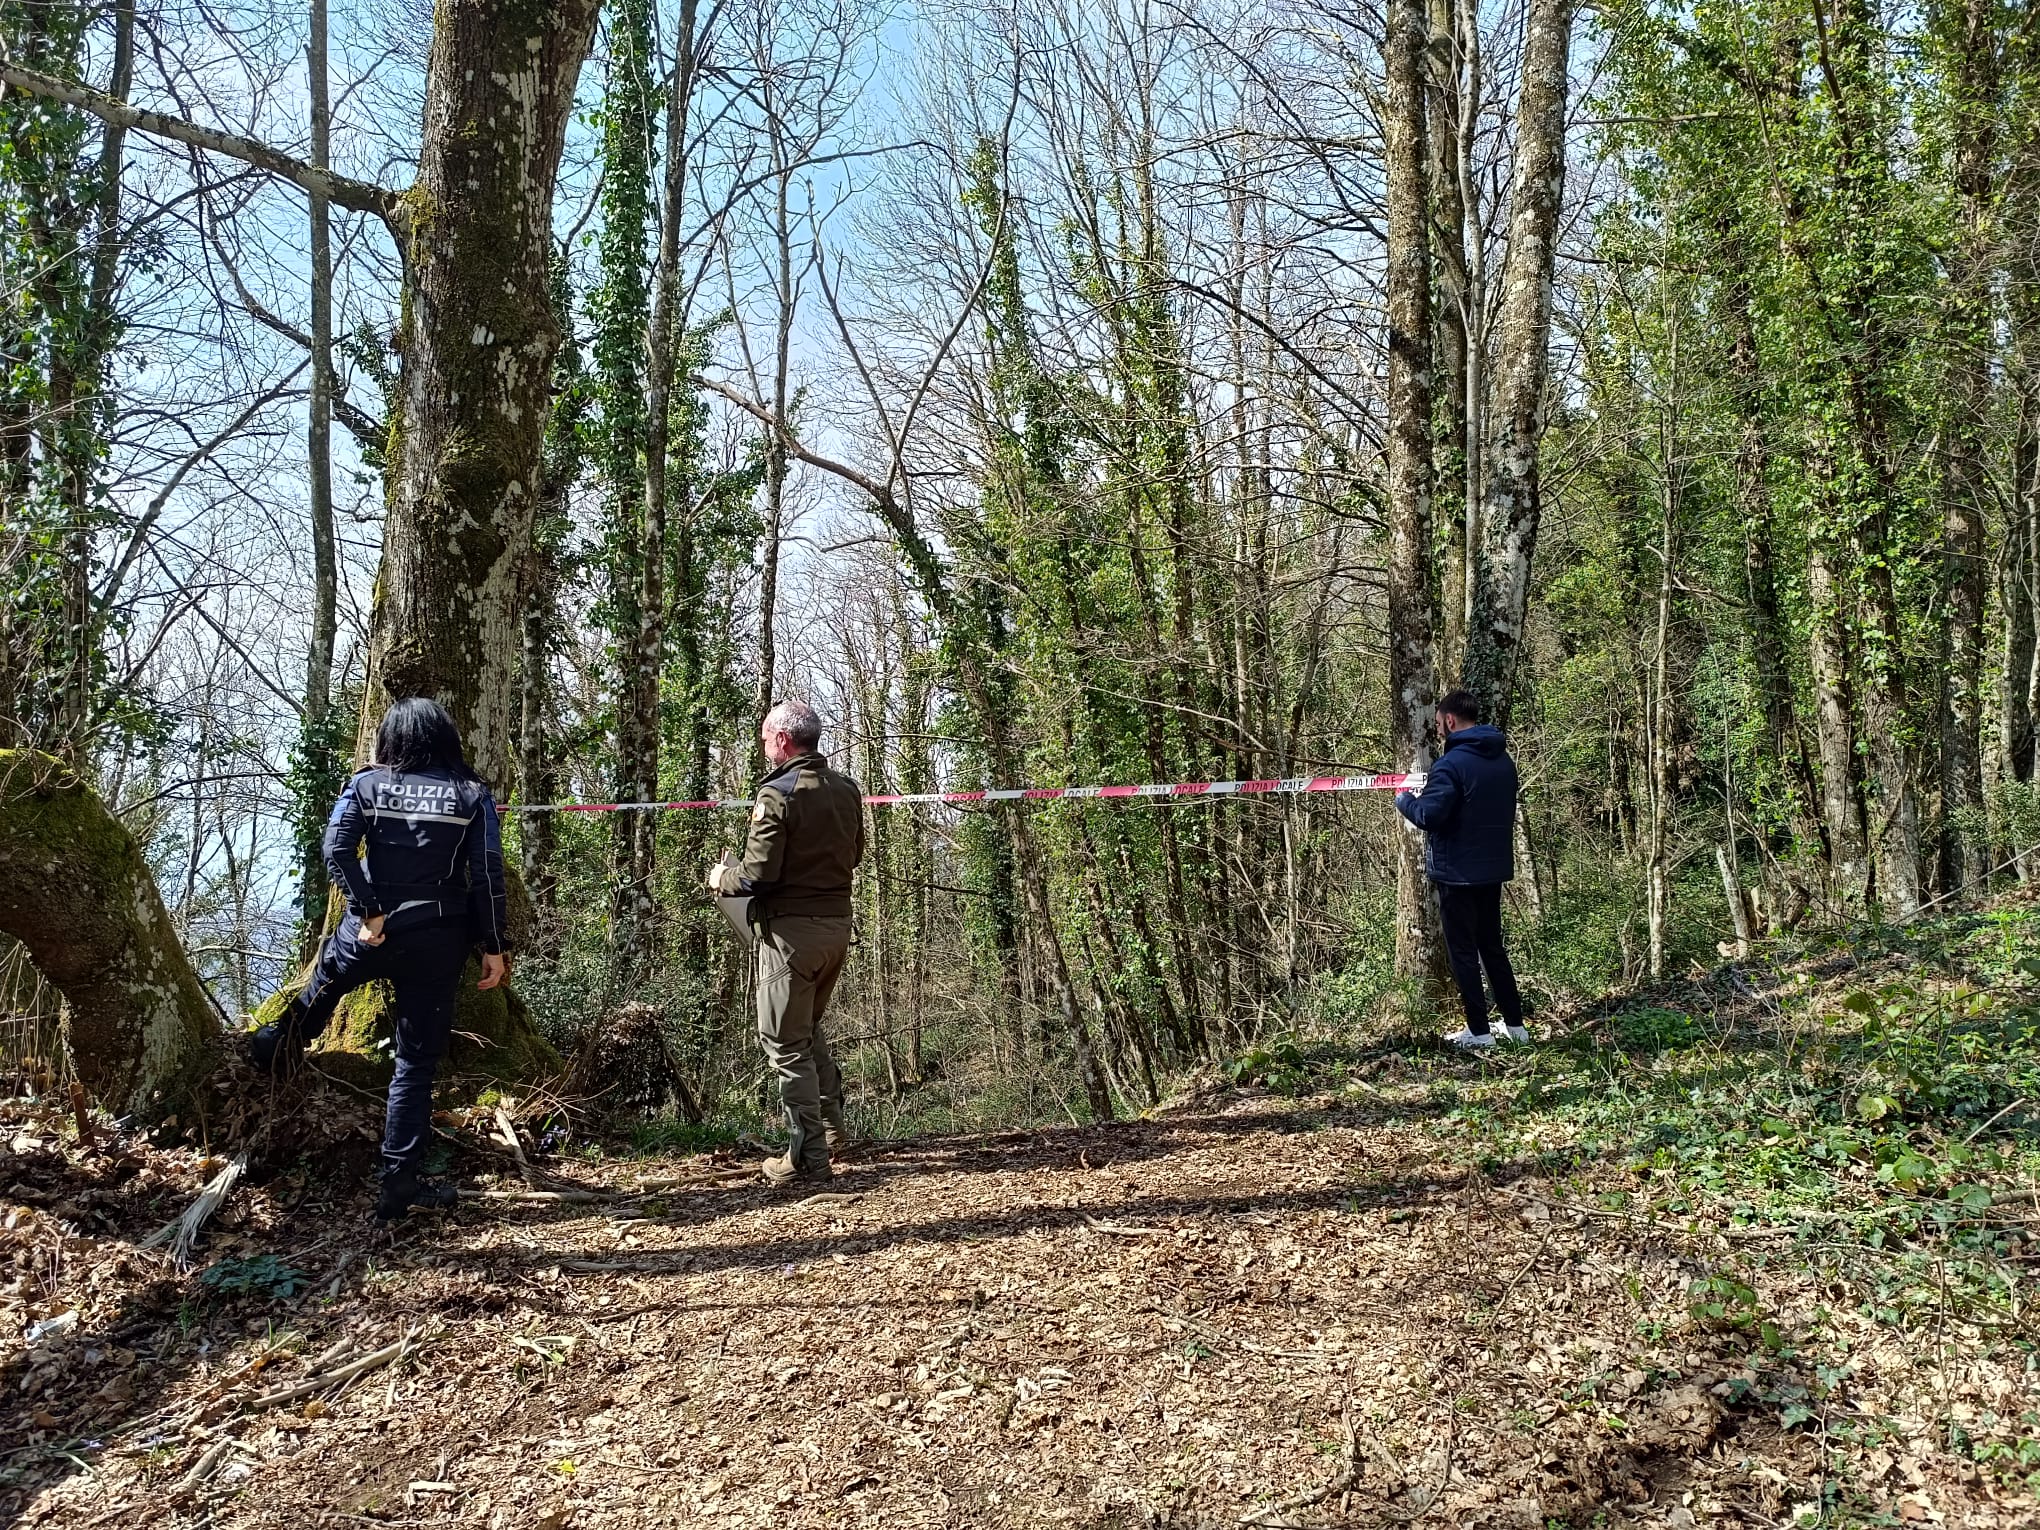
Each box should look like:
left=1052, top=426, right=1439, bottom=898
left=705, top=699, right=865, bottom=1185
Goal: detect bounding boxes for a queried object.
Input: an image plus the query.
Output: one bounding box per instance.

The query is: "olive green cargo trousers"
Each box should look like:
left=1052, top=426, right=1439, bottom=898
left=755, top=914, right=852, bottom=1173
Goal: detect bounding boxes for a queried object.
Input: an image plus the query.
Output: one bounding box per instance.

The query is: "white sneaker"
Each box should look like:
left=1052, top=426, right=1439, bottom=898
left=1499, top=1024, right=1531, bottom=1044
left=1446, top=1028, right=1496, bottom=1049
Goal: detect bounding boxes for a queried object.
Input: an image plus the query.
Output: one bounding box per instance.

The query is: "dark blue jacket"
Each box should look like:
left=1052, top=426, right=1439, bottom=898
left=1394, top=724, right=1517, bottom=885
left=323, top=767, right=509, bottom=953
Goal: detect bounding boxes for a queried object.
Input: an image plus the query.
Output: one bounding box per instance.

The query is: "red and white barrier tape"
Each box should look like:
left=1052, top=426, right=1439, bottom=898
left=501, top=771, right=1427, bottom=814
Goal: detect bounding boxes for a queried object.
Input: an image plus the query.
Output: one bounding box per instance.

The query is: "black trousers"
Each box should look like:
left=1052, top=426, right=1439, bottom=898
left=289, top=914, right=469, bottom=1176
left=1435, top=881, right=1523, bottom=1036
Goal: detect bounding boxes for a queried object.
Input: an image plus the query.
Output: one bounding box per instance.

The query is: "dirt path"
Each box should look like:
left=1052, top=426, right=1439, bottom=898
left=1, top=1078, right=2018, bottom=1527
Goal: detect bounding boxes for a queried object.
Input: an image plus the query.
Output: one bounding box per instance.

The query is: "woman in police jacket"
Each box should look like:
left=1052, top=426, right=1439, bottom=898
left=250, top=698, right=509, bottom=1220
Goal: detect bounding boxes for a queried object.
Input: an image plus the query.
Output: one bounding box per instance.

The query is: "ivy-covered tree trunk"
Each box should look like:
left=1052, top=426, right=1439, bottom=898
left=1808, top=529, right=1872, bottom=910
left=1933, top=0, right=2001, bottom=889
left=2010, top=27, right=2040, bottom=794
left=0, top=0, right=133, bottom=762
left=0, top=752, right=214, bottom=1113
left=1384, top=0, right=1444, bottom=992
left=1723, top=271, right=1816, bottom=866
left=592, top=0, right=657, bottom=978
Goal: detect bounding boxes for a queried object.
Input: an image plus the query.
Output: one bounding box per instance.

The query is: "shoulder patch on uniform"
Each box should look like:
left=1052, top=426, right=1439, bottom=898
left=751, top=800, right=769, bottom=823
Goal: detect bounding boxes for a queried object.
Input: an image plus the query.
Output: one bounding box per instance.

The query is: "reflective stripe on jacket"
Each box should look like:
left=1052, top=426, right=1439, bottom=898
left=323, top=767, right=509, bottom=953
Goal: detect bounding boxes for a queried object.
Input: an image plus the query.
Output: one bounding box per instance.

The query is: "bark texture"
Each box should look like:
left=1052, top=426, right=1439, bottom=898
left=364, top=0, right=602, bottom=791
left=1936, top=0, right=1999, bottom=887
left=1464, top=0, right=1570, bottom=729
left=1807, top=535, right=1871, bottom=908
left=0, top=751, right=215, bottom=1113
left=1385, top=0, right=1443, bottom=989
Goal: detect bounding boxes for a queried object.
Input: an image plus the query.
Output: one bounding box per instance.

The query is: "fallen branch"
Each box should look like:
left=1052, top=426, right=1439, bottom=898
left=477, top=1188, right=609, bottom=1204
left=634, top=1167, right=758, bottom=1191
left=1241, top=1413, right=1361, bottom=1526
left=248, top=1325, right=423, bottom=1410
left=1084, top=1214, right=1172, bottom=1237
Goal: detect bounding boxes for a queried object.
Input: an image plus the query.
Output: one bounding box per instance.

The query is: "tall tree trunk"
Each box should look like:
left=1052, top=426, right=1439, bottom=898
left=2010, top=101, right=2040, bottom=795
left=752, top=127, right=798, bottom=765
left=7, top=0, right=134, bottom=761
left=1427, top=0, right=1471, bottom=681
left=1807, top=528, right=1871, bottom=910
left=1725, top=275, right=1817, bottom=840
left=1645, top=371, right=1680, bottom=979
left=1935, top=0, right=2001, bottom=888
left=1464, top=0, right=1571, bottom=729
left=614, top=0, right=702, bottom=979
left=2003, top=499, right=2038, bottom=788
left=298, top=0, right=339, bottom=948
left=1385, top=0, right=1443, bottom=990
left=598, top=0, right=657, bottom=976
left=361, top=0, right=602, bottom=792
left=517, top=546, right=559, bottom=938
left=519, top=258, right=583, bottom=954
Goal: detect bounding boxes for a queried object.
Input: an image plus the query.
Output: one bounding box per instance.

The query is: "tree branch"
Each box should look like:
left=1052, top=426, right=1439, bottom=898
left=688, top=372, right=953, bottom=619
left=0, top=56, right=403, bottom=229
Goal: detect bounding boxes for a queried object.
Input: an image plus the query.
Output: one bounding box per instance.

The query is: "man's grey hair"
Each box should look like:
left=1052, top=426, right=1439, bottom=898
left=764, top=699, right=824, bottom=749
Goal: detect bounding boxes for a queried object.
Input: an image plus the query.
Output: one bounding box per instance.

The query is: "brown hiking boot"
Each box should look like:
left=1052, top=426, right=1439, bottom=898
left=824, top=1123, right=853, bottom=1155
left=760, top=1153, right=833, bottom=1187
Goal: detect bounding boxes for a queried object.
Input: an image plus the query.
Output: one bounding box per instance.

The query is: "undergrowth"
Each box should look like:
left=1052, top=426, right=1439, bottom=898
left=1312, top=895, right=2040, bottom=1510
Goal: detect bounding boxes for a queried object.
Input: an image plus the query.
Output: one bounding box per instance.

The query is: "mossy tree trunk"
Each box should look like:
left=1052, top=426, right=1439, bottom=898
left=338, top=0, right=597, bottom=1081
left=1385, top=0, right=1444, bottom=996
left=0, top=751, right=215, bottom=1114
left=365, top=0, right=602, bottom=790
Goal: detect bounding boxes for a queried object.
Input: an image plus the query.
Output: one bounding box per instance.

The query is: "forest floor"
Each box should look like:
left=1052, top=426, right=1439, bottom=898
left=5, top=905, right=2040, bottom=1528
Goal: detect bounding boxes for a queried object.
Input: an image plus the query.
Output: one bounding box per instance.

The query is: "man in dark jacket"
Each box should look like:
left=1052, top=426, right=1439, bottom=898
left=705, top=699, right=865, bottom=1184
left=1394, top=689, right=1529, bottom=1050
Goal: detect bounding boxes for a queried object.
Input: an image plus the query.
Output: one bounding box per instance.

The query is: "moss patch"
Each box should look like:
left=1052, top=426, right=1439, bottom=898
left=250, top=953, right=560, bottom=1093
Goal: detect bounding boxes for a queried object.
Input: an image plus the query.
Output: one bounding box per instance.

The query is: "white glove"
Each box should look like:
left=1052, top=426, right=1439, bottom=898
left=704, top=859, right=742, bottom=895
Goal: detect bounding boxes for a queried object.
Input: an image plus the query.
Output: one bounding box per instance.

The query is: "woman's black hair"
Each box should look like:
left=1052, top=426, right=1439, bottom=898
left=373, top=697, right=479, bottom=779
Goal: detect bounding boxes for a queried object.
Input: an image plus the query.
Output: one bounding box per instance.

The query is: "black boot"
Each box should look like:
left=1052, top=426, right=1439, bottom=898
left=374, top=1170, right=459, bottom=1221
left=248, top=1021, right=307, bottom=1077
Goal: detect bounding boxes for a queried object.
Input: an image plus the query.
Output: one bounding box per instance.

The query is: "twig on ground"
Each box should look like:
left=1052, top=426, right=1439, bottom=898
left=248, top=1325, right=424, bottom=1410
left=634, top=1167, right=757, bottom=1191
left=493, top=1104, right=536, bottom=1188
left=307, top=1332, right=359, bottom=1371
left=175, top=1437, right=235, bottom=1494
left=1240, top=1412, right=1361, bottom=1525
left=67, top=1082, right=96, bottom=1147
left=594, top=1454, right=691, bottom=1474
left=1084, top=1213, right=1171, bottom=1236
left=478, top=1188, right=608, bottom=1204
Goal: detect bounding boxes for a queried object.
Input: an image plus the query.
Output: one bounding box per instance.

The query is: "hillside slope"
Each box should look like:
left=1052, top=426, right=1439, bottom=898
left=5, top=913, right=2038, bottom=1527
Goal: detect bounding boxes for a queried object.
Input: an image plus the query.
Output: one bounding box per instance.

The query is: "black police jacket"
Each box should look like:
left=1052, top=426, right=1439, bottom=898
left=323, top=767, right=509, bottom=953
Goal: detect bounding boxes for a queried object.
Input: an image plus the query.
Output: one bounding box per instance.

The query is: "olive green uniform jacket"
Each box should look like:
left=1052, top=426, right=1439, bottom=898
left=733, top=752, right=865, bottom=919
